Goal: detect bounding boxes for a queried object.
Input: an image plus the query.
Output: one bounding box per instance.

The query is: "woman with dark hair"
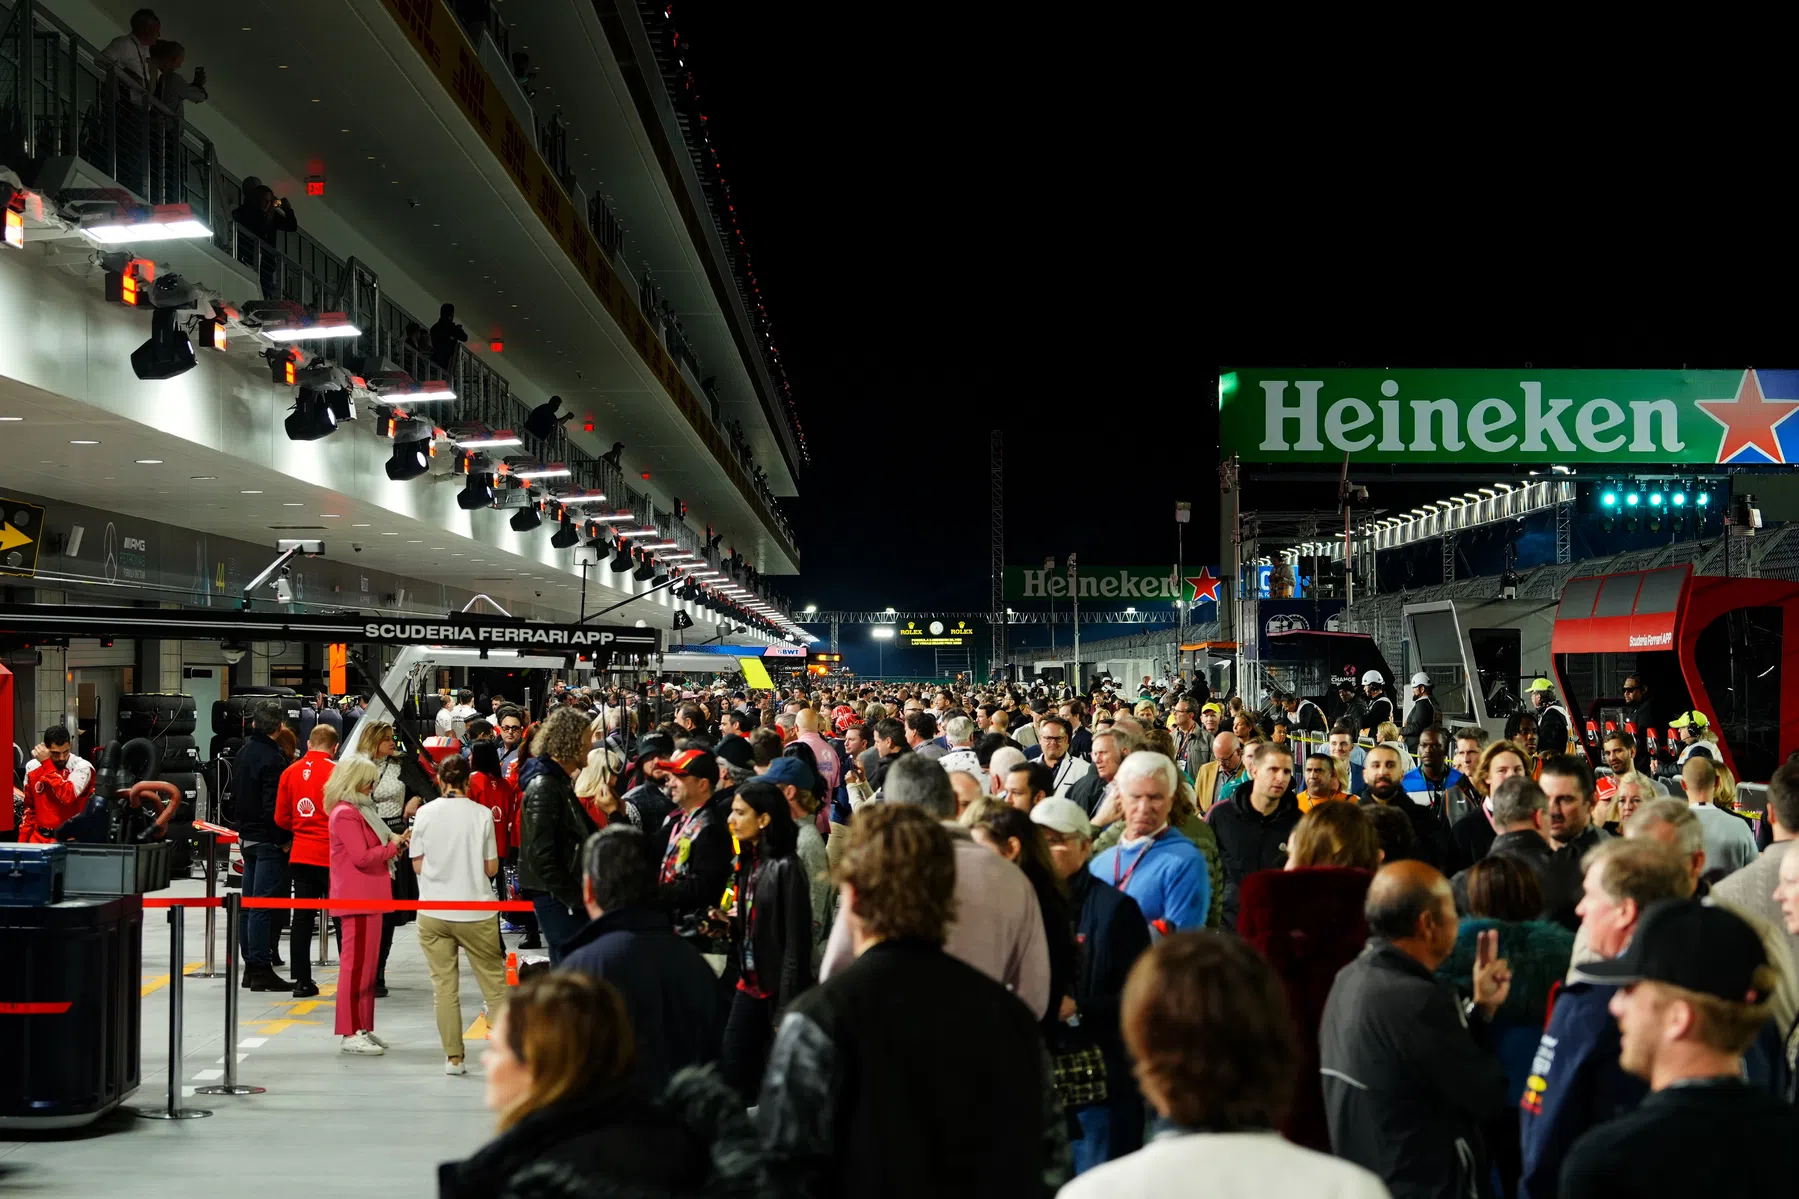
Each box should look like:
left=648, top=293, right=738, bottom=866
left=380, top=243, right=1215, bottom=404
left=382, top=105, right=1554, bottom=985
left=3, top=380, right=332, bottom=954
left=1435, top=854, right=1573, bottom=1198
left=707, top=779, right=813, bottom=1101
left=1235, top=802, right=1379, bottom=1153
left=969, top=805, right=1078, bottom=1030
left=439, top=971, right=764, bottom=1197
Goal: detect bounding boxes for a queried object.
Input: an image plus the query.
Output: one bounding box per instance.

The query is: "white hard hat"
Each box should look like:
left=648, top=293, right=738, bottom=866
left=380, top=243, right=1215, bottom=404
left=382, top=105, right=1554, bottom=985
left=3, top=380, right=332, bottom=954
left=1361, top=669, right=1384, bottom=687
left=1410, top=671, right=1432, bottom=688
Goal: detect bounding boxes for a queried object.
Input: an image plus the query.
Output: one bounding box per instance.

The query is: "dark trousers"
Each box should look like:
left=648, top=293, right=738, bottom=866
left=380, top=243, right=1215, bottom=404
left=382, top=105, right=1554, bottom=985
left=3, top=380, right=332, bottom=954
left=288, top=863, right=332, bottom=985
left=529, top=894, right=584, bottom=965
left=240, top=842, right=289, bottom=968
left=719, top=990, right=773, bottom=1103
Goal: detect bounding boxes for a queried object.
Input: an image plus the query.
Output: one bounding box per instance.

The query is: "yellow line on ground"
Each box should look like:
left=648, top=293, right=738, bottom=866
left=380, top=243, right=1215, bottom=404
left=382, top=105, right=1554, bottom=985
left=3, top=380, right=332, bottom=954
left=464, top=1014, right=491, bottom=1040
left=140, top=962, right=205, bottom=997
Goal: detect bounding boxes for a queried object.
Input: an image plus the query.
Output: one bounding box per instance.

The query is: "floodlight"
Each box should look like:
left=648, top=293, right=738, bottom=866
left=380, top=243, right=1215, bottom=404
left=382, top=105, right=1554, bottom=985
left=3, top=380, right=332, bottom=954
left=609, top=545, right=633, bottom=573
left=284, top=393, right=338, bottom=441
left=457, top=471, right=494, bottom=510
left=385, top=437, right=431, bottom=481
left=510, top=500, right=542, bottom=532
left=550, top=518, right=580, bottom=549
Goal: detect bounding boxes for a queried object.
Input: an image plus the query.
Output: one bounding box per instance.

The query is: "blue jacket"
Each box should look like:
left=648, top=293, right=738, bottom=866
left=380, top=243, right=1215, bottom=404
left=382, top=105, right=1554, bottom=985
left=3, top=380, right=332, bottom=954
left=1089, top=828, right=1210, bottom=934
left=560, top=905, right=723, bottom=1094
left=1518, top=981, right=1645, bottom=1199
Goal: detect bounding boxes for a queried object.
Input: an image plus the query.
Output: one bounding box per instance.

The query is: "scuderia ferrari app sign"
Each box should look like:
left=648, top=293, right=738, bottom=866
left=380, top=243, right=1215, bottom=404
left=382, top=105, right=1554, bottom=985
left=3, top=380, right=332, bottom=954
left=360, top=619, right=657, bottom=650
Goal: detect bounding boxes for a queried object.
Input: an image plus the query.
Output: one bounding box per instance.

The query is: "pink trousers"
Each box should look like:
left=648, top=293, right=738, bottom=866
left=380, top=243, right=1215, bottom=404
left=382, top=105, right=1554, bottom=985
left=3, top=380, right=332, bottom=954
left=335, top=913, right=379, bottom=1035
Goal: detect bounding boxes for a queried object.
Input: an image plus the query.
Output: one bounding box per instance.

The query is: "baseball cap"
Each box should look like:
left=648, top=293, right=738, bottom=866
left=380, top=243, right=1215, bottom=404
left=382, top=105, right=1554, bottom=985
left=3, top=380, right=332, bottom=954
left=1030, top=797, right=1093, bottom=840
left=759, top=757, right=808, bottom=788
left=636, top=732, right=675, bottom=760
left=1201, top=702, right=1224, bottom=715
left=656, top=748, right=717, bottom=779
left=1669, top=710, right=1710, bottom=730
left=713, top=737, right=753, bottom=771
left=1574, top=899, right=1770, bottom=1003
left=1528, top=677, right=1556, bottom=693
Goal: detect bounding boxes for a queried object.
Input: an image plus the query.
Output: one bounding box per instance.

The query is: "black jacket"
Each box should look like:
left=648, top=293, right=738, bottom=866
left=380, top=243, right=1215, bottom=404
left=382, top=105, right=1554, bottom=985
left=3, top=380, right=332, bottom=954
left=1319, top=939, right=1510, bottom=1199
left=1064, top=869, right=1151, bottom=1161
left=518, top=759, right=597, bottom=911
left=757, top=939, right=1067, bottom=1199
left=1449, top=807, right=1497, bottom=875
left=1401, top=695, right=1436, bottom=753
left=658, top=790, right=735, bottom=947
left=231, top=732, right=289, bottom=844
left=1207, top=789, right=1302, bottom=930
left=1453, top=829, right=1582, bottom=930
left=438, top=1070, right=766, bottom=1199
left=1558, top=1079, right=1799, bottom=1199
left=1066, top=768, right=1106, bottom=819
left=730, top=850, right=814, bottom=1023
left=561, top=906, right=723, bottom=1094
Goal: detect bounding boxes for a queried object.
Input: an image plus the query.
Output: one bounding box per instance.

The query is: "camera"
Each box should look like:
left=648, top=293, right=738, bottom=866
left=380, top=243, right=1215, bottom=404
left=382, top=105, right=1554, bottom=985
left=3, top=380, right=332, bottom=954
left=535, top=590, right=543, bottom=598
left=352, top=543, right=364, bottom=553
left=221, top=644, right=247, bottom=665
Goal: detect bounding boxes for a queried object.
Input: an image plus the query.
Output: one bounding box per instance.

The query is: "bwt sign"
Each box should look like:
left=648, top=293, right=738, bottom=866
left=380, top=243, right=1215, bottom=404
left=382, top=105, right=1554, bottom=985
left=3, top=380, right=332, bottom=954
left=1220, top=368, right=1799, bottom=465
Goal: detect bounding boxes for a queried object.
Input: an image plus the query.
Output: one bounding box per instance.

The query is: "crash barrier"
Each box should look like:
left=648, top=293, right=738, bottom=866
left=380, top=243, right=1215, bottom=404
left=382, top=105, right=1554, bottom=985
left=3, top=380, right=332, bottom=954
left=134, top=895, right=533, bottom=1114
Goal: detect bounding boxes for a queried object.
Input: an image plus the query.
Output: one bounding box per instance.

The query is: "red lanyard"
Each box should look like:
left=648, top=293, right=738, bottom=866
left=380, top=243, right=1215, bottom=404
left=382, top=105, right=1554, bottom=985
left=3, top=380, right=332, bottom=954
left=1113, top=828, right=1168, bottom=891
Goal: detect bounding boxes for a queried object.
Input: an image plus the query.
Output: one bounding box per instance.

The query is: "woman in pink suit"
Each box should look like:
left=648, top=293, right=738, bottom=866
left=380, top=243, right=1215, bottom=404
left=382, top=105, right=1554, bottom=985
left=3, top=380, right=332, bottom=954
left=326, top=758, right=410, bottom=1055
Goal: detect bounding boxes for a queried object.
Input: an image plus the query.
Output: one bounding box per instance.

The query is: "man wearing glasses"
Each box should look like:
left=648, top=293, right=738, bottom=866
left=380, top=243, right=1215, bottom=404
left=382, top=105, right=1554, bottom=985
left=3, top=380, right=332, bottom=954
left=494, top=705, right=526, bottom=775
left=1171, top=700, right=1206, bottom=780
left=1037, top=714, right=1092, bottom=800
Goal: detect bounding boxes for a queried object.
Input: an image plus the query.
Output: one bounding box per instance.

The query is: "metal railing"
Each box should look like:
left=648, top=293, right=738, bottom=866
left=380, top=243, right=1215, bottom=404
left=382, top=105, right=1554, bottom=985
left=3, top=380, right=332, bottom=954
left=0, top=0, right=216, bottom=222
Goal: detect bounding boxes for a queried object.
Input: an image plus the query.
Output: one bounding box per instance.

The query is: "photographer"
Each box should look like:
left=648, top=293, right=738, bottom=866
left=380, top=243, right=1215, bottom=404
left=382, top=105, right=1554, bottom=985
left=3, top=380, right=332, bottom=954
left=231, top=179, right=298, bottom=299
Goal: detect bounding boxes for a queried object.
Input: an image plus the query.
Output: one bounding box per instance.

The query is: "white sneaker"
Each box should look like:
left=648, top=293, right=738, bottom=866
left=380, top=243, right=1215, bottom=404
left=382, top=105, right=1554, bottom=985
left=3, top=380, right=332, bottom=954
left=364, top=1031, right=390, bottom=1049
left=340, top=1032, right=384, bottom=1056
left=444, top=1059, right=467, bottom=1076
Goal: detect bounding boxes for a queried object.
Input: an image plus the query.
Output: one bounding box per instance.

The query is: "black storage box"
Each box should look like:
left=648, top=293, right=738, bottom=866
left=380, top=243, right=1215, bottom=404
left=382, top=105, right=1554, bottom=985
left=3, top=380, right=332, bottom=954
left=0, top=844, right=67, bottom=906
left=63, top=843, right=171, bottom=897
left=0, top=895, right=143, bottom=1128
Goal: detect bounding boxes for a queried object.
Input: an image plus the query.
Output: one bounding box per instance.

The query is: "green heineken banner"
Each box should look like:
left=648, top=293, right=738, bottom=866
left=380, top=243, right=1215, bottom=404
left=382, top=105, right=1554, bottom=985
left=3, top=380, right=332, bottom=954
left=1004, top=564, right=1223, bottom=606
left=1219, top=369, right=1799, bottom=465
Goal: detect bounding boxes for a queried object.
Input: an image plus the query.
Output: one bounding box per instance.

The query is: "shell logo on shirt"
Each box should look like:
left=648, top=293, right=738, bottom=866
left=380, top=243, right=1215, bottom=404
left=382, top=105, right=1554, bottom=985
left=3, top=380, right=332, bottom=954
left=297, top=797, right=317, bottom=818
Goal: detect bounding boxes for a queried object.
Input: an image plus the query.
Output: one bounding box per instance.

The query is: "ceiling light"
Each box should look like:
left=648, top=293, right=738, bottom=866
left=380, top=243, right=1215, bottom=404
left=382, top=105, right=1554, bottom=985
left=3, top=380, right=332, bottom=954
left=70, top=439, right=99, bottom=445
left=262, top=317, right=363, bottom=341
left=81, top=213, right=212, bottom=243
left=282, top=502, right=303, bottom=507
left=644, top=541, right=680, bottom=550
left=241, top=489, right=262, bottom=494
left=455, top=434, right=523, bottom=449
left=557, top=493, right=611, bottom=504
left=134, top=458, right=162, bottom=464
left=513, top=467, right=571, bottom=480
left=379, top=386, right=456, bottom=401
left=616, top=529, right=655, bottom=538
left=0, top=417, right=21, bottom=422
left=191, top=475, right=217, bottom=480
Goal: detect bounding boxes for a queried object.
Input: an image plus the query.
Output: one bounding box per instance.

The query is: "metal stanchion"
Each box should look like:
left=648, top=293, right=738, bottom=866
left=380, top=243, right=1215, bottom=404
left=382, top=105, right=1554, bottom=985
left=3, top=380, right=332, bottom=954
left=194, top=831, right=224, bottom=978
left=195, top=893, right=264, bottom=1097
left=316, top=895, right=336, bottom=967
left=133, top=905, right=213, bottom=1120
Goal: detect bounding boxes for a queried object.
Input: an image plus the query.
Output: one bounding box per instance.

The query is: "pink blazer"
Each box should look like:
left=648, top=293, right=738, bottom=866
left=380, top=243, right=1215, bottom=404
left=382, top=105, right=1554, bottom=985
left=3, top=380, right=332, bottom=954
left=328, top=802, right=404, bottom=917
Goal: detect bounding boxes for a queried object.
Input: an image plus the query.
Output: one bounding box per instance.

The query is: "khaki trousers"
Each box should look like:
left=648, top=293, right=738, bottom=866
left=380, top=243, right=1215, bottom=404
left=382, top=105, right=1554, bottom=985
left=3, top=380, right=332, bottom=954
left=416, top=914, right=509, bottom=1060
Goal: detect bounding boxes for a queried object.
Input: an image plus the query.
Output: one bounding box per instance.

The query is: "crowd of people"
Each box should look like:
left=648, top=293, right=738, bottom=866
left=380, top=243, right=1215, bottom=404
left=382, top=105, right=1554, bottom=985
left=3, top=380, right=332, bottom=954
left=23, top=664, right=1797, bottom=1196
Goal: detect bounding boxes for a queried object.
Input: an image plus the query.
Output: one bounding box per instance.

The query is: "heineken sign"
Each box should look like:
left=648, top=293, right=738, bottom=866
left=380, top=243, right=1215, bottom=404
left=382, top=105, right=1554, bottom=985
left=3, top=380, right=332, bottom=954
left=1004, top=565, right=1223, bottom=606
left=1220, top=369, right=1799, bottom=465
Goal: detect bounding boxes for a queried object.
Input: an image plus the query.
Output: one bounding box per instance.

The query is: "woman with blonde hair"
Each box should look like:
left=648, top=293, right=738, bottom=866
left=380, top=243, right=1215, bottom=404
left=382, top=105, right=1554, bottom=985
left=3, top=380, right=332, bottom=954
left=440, top=972, right=761, bottom=1196
left=572, top=737, right=639, bottom=830
left=326, top=757, right=409, bottom=1055
left=340, top=718, right=425, bottom=994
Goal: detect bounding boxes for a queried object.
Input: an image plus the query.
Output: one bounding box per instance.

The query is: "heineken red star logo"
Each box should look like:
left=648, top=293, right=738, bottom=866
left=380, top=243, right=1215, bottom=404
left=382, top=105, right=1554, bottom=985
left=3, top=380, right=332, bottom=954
left=1697, top=369, right=1799, bottom=464
left=1186, top=568, right=1221, bottom=605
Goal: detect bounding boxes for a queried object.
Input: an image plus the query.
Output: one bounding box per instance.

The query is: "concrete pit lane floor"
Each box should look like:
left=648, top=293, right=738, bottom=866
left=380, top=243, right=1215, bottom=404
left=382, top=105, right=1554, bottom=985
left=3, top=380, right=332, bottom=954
left=0, top=877, right=519, bottom=1196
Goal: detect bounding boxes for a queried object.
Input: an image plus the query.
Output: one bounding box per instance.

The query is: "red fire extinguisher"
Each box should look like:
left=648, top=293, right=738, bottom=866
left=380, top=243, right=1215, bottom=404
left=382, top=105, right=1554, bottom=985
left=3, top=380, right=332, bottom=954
left=1585, top=719, right=1600, bottom=747
left=1645, top=726, right=1660, bottom=758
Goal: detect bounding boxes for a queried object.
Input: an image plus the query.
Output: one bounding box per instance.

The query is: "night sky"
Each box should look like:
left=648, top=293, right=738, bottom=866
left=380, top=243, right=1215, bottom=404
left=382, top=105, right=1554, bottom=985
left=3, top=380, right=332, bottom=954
left=676, top=11, right=1778, bottom=673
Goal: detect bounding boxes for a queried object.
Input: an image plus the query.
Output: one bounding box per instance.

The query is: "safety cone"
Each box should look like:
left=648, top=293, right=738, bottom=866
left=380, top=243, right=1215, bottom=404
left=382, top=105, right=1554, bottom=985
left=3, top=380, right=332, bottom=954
left=506, top=952, right=518, bottom=987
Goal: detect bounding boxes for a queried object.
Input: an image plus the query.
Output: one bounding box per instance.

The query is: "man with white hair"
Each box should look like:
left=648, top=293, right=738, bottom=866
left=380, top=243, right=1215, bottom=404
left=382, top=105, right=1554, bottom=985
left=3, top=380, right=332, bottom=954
left=792, top=707, right=841, bottom=796
left=988, top=745, right=1026, bottom=799
left=1087, top=752, right=1209, bottom=936
left=938, top=714, right=979, bottom=777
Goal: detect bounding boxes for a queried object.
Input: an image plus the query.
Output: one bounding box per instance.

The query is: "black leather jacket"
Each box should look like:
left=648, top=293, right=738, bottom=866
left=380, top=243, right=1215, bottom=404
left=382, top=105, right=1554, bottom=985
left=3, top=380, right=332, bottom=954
left=518, top=759, right=595, bottom=910
left=731, top=851, right=814, bottom=1023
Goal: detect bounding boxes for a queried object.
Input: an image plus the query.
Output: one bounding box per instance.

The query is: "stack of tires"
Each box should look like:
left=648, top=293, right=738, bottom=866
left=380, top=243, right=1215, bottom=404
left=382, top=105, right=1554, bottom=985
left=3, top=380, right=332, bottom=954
left=210, top=686, right=303, bottom=761
left=117, top=693, right=200, bottom=874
